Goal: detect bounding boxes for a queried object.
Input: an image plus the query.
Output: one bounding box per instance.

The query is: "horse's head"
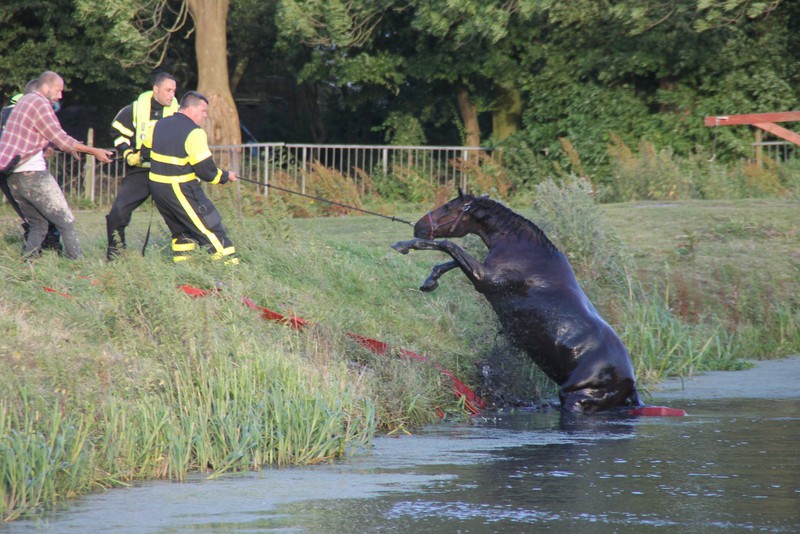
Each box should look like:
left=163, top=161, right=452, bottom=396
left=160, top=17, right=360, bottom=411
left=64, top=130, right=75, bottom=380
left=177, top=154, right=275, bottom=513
left=413, top=188, right=478, bottom=239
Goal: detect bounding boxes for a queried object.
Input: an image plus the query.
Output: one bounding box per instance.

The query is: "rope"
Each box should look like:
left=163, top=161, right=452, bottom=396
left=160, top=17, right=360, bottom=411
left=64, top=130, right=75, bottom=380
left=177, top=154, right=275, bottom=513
left=141, top=199, right=154, bottom=256
left=709, top=116, right=726, bottom=162
left=235, top=175, right=415, bottom=225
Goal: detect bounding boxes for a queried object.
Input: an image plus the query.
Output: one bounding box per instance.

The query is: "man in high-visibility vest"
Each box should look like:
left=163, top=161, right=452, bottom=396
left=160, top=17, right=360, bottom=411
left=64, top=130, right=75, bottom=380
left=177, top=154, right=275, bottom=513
left=106, top=72, right=178, bottom=260
left=147, top=90, right=239, bottom=264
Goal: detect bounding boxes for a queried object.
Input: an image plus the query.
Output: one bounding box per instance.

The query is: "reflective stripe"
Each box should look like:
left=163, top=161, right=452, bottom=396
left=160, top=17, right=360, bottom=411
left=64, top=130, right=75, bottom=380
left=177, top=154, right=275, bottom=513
left=171, top=240, right=196, bottom=252
left=151, top=152, right=190, bottom=166
left=150, top=173, right=197, bottom=184
left=208, top=169, right=223, bottom=185
left=170, top=182, right=228, bottom=255
left=112, top=120, right=134, bottom=138
left=211, top=246, right=236, bottom=260
left=113, top=136, right=128, bottom=148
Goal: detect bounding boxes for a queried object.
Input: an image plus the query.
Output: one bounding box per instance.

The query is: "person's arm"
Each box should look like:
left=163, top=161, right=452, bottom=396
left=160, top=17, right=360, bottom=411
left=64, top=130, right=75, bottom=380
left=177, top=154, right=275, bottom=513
left=36, top=98, right=113, bottom=163
left=110, top=104, right=136, bottom=163
left=74, top=141, right=114, bottom=164
left=185, top=128, right=237, bottom=184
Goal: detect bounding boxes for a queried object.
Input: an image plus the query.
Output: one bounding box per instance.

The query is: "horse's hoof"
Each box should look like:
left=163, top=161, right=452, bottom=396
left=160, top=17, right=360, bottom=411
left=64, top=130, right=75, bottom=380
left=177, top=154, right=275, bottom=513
left=391, top=241, right=410, bottom=254
left=419, top=280, right=439, bottom=292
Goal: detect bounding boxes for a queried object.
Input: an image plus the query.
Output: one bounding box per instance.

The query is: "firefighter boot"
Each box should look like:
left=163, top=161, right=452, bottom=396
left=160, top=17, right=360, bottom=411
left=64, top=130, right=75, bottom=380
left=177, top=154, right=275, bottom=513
left=106, top=224, right=126, bottom=261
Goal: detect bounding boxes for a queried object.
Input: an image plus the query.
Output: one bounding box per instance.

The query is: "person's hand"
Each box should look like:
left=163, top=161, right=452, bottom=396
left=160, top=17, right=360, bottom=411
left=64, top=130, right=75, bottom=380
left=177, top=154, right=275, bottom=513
left=126, top=152, right=142, bottom=166
left=94, top=148, right=114, bottom=164
left=227, top=171, right=238, bottom=182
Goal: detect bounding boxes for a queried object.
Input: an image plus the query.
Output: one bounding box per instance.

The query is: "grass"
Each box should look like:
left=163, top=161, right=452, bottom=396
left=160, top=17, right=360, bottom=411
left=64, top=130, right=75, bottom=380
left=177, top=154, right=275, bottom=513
left=1, top=185, right=798, bottom=520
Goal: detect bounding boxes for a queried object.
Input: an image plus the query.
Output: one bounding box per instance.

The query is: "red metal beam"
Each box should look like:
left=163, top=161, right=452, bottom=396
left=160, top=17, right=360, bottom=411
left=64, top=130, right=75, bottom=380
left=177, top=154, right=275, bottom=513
left=704, top=111, right=800, bottom=127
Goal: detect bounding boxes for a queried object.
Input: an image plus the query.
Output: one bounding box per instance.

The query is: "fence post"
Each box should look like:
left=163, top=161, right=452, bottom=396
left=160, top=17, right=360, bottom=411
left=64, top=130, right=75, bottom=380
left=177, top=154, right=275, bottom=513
left=301, top=146, right=307, bottom=194
left=84, top=128, right=95, bottom=203
left=754, top=129, right=763, bottom=167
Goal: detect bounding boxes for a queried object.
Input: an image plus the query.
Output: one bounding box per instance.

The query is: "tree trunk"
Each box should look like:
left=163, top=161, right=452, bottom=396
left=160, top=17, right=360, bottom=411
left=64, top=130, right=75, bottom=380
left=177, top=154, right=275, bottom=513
left=492, top=84, right=521, bottom=141
left=187, top=0, right=241, bottom=154
left=456, top=84, right=480, bottom=147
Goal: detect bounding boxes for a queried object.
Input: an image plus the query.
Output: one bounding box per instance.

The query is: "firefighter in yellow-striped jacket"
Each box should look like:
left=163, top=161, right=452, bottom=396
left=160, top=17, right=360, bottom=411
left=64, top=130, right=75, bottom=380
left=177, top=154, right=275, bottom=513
left=146, top=91, right=239, bottom=263
left=106, top=72, right=178, bottom=260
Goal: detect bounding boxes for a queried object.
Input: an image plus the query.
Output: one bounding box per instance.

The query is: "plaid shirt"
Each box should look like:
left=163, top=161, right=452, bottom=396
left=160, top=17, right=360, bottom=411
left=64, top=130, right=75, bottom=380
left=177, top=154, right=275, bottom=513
left=0, top=92, right=77, bottom=171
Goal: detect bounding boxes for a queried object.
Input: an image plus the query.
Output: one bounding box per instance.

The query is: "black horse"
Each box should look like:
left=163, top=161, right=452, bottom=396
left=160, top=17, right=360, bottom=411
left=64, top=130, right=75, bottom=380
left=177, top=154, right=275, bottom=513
left=391, top=190, right=643, bottom=414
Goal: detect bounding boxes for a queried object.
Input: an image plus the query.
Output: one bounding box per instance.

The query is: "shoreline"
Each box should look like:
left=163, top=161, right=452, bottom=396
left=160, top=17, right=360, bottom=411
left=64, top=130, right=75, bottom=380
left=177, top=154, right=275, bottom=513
left=650, top=356, right=800, bottom=401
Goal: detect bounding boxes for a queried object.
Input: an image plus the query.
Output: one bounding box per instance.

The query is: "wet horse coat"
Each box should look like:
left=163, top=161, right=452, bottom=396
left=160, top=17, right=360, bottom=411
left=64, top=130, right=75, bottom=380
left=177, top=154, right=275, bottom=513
left=392, top=192, right=642, bottom=413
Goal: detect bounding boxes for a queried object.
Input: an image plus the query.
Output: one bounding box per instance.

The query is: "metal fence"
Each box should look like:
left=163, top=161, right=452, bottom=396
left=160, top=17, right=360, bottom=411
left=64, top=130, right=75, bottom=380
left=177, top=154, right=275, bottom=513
left=42, top=142, right=491, bottom=207
left=752, top=140, right=797, bottom=165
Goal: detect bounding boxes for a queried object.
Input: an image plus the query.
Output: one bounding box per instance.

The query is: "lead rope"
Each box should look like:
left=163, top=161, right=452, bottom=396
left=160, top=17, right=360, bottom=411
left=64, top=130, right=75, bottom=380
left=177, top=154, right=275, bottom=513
left=235, top=175, right=415, bottom=225
left=141, top=199, right=154, bottom=256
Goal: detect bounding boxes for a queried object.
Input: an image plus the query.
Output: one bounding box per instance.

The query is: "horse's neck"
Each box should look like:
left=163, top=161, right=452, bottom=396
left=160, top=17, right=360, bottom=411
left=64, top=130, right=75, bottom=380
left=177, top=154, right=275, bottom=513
left=476, top=203, right=554, bottom=251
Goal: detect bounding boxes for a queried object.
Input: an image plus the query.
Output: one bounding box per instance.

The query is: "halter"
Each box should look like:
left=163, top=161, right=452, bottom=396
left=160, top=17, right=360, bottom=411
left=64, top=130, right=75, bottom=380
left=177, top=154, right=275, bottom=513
left=425, top=201, right=473, bottom=239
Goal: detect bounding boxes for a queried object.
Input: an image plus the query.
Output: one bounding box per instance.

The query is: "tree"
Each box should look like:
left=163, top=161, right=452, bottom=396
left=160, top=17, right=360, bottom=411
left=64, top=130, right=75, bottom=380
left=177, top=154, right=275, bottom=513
left=0, top=0, right=148, bottom=140
left=76, top=0, right=240, bottom=147
left=187, top=0, right=241, bottom=147
left=276, top=0, right=535, bottom=147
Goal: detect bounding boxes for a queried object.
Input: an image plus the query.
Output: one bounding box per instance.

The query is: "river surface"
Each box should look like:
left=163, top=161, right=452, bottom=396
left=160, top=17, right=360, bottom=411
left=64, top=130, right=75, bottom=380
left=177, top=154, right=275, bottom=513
left=4, top=397, right=799, bottom=533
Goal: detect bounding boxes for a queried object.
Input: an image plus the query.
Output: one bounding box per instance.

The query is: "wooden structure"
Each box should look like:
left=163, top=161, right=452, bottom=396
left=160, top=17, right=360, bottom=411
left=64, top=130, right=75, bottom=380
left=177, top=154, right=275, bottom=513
left=705, top=111, right=800, bottom=165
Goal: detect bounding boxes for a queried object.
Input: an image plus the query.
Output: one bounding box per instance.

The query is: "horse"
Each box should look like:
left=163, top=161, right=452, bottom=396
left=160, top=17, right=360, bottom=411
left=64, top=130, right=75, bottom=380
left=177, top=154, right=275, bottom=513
left=391, top=190, right=643, bottom=414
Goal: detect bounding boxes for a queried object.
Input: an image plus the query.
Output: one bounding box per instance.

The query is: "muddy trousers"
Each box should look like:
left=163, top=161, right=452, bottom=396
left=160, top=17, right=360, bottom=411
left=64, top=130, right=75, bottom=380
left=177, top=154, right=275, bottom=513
left=105, top=168, right=151, bottom=260
left=150, top=179, right=237, bottom=263
left=7, top=170, right=80, bottom=259
left=1, top=172, right=62, bottom=252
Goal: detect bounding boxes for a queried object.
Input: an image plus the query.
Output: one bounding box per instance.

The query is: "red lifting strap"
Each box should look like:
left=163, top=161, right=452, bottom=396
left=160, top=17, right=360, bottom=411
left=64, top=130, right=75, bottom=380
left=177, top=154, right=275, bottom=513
left=178, top=284, right=485, bottom=414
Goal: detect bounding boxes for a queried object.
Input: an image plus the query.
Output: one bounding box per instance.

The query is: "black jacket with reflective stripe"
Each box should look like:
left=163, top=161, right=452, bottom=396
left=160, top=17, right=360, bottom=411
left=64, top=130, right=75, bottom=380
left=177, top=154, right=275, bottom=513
left=148, top=113, right=228, bottom=185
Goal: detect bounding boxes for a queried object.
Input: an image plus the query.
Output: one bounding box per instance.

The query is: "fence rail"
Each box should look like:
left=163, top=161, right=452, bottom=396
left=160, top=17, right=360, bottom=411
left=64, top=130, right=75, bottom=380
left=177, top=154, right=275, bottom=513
left=40, top=143, right=491, bottom=207
left=752, top=140, right=797, bottom=165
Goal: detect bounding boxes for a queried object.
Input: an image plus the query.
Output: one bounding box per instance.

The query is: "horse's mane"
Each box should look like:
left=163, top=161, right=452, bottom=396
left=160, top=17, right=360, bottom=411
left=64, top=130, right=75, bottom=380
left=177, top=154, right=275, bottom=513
left=472, top=196, right=559, bottom=251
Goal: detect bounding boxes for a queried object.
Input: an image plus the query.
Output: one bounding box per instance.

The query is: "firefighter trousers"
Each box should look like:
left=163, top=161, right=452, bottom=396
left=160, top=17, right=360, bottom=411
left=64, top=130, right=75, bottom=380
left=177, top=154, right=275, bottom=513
left=105, top=167, right=151, bottom=259
left=150, top=179, right=237, bottom=263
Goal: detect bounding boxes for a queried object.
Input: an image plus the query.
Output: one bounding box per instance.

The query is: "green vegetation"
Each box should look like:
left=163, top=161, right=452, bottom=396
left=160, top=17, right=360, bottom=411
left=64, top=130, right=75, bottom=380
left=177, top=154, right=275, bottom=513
left=1, top=180, right=799, bottom=520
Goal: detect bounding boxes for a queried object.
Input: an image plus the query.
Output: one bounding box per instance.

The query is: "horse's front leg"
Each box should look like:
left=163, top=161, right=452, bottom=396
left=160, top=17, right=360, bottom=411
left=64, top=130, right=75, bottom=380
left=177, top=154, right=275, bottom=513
left=391, top=238, right=488, bottom=288
left=420, top=260, right=458, bottom=292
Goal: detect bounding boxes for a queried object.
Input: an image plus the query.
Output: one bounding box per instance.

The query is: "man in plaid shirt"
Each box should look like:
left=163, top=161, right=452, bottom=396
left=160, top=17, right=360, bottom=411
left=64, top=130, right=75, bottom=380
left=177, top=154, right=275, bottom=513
left=0, top=71, right=112, bottom=259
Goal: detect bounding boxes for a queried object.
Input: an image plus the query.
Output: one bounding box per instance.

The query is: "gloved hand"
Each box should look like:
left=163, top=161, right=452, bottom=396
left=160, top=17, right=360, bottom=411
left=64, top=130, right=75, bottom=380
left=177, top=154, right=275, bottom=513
left=126, top=152, right=142, bottom=166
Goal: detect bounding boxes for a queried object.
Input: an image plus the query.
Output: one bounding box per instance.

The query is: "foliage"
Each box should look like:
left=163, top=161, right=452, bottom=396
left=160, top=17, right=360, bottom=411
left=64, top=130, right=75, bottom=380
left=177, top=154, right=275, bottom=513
left=603, top=135, right=800, bottom=202
left=373, top=112, right=427, bottom=146
left=0, top=0, right=146, bottom=111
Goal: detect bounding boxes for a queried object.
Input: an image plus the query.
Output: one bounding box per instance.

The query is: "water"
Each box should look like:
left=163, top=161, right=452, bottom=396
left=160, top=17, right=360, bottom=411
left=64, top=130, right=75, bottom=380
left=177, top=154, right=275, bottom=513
left=5, top=398, right=799, bottom=533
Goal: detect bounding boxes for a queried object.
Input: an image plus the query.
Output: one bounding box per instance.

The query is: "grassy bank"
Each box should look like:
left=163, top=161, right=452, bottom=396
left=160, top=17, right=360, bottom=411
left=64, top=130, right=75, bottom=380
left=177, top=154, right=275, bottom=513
left=1, top=185, right=798, bottom=520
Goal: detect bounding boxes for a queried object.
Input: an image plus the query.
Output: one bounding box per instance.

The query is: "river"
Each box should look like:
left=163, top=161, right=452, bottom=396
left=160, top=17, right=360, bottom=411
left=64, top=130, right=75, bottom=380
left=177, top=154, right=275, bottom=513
left=4, top=395, right=798, bottom=533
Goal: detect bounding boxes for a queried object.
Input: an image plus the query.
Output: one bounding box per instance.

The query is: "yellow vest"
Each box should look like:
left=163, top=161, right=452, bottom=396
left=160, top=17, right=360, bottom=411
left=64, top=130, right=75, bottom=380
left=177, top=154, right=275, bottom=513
left=132, top=91, right=179, bottom=165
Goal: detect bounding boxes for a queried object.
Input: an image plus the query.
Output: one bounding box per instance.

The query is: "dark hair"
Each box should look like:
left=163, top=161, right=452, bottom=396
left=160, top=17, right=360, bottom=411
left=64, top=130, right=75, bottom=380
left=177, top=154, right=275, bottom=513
left=179, top=91, right=208, bottom=109
left=153, top=72, right=177, bottom=87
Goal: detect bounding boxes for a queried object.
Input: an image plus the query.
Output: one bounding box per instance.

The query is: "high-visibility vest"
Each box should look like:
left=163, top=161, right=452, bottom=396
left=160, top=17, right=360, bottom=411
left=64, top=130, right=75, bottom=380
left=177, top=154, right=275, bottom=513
left=131, top=91, right=178, bottom=165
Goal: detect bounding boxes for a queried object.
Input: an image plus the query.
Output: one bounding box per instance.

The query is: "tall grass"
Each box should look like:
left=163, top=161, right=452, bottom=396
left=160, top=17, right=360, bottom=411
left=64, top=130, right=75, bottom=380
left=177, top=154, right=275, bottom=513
left=604, top=135, right=800, bottom=202
left=1, top=172, right=797, bottom=520
left=2, top=192, right=500, bottom=520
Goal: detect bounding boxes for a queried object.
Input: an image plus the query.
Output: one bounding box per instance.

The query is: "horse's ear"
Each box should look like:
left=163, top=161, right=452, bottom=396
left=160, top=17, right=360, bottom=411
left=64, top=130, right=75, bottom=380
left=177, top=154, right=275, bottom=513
left=457, top=187, right=464, bottom=198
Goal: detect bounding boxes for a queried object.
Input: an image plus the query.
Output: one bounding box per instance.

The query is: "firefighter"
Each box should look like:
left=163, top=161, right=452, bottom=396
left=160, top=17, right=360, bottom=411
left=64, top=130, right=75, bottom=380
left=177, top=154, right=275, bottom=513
left=147, top=90, right=239, bottom=263
left=105, top=72, right=178, bottom=260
